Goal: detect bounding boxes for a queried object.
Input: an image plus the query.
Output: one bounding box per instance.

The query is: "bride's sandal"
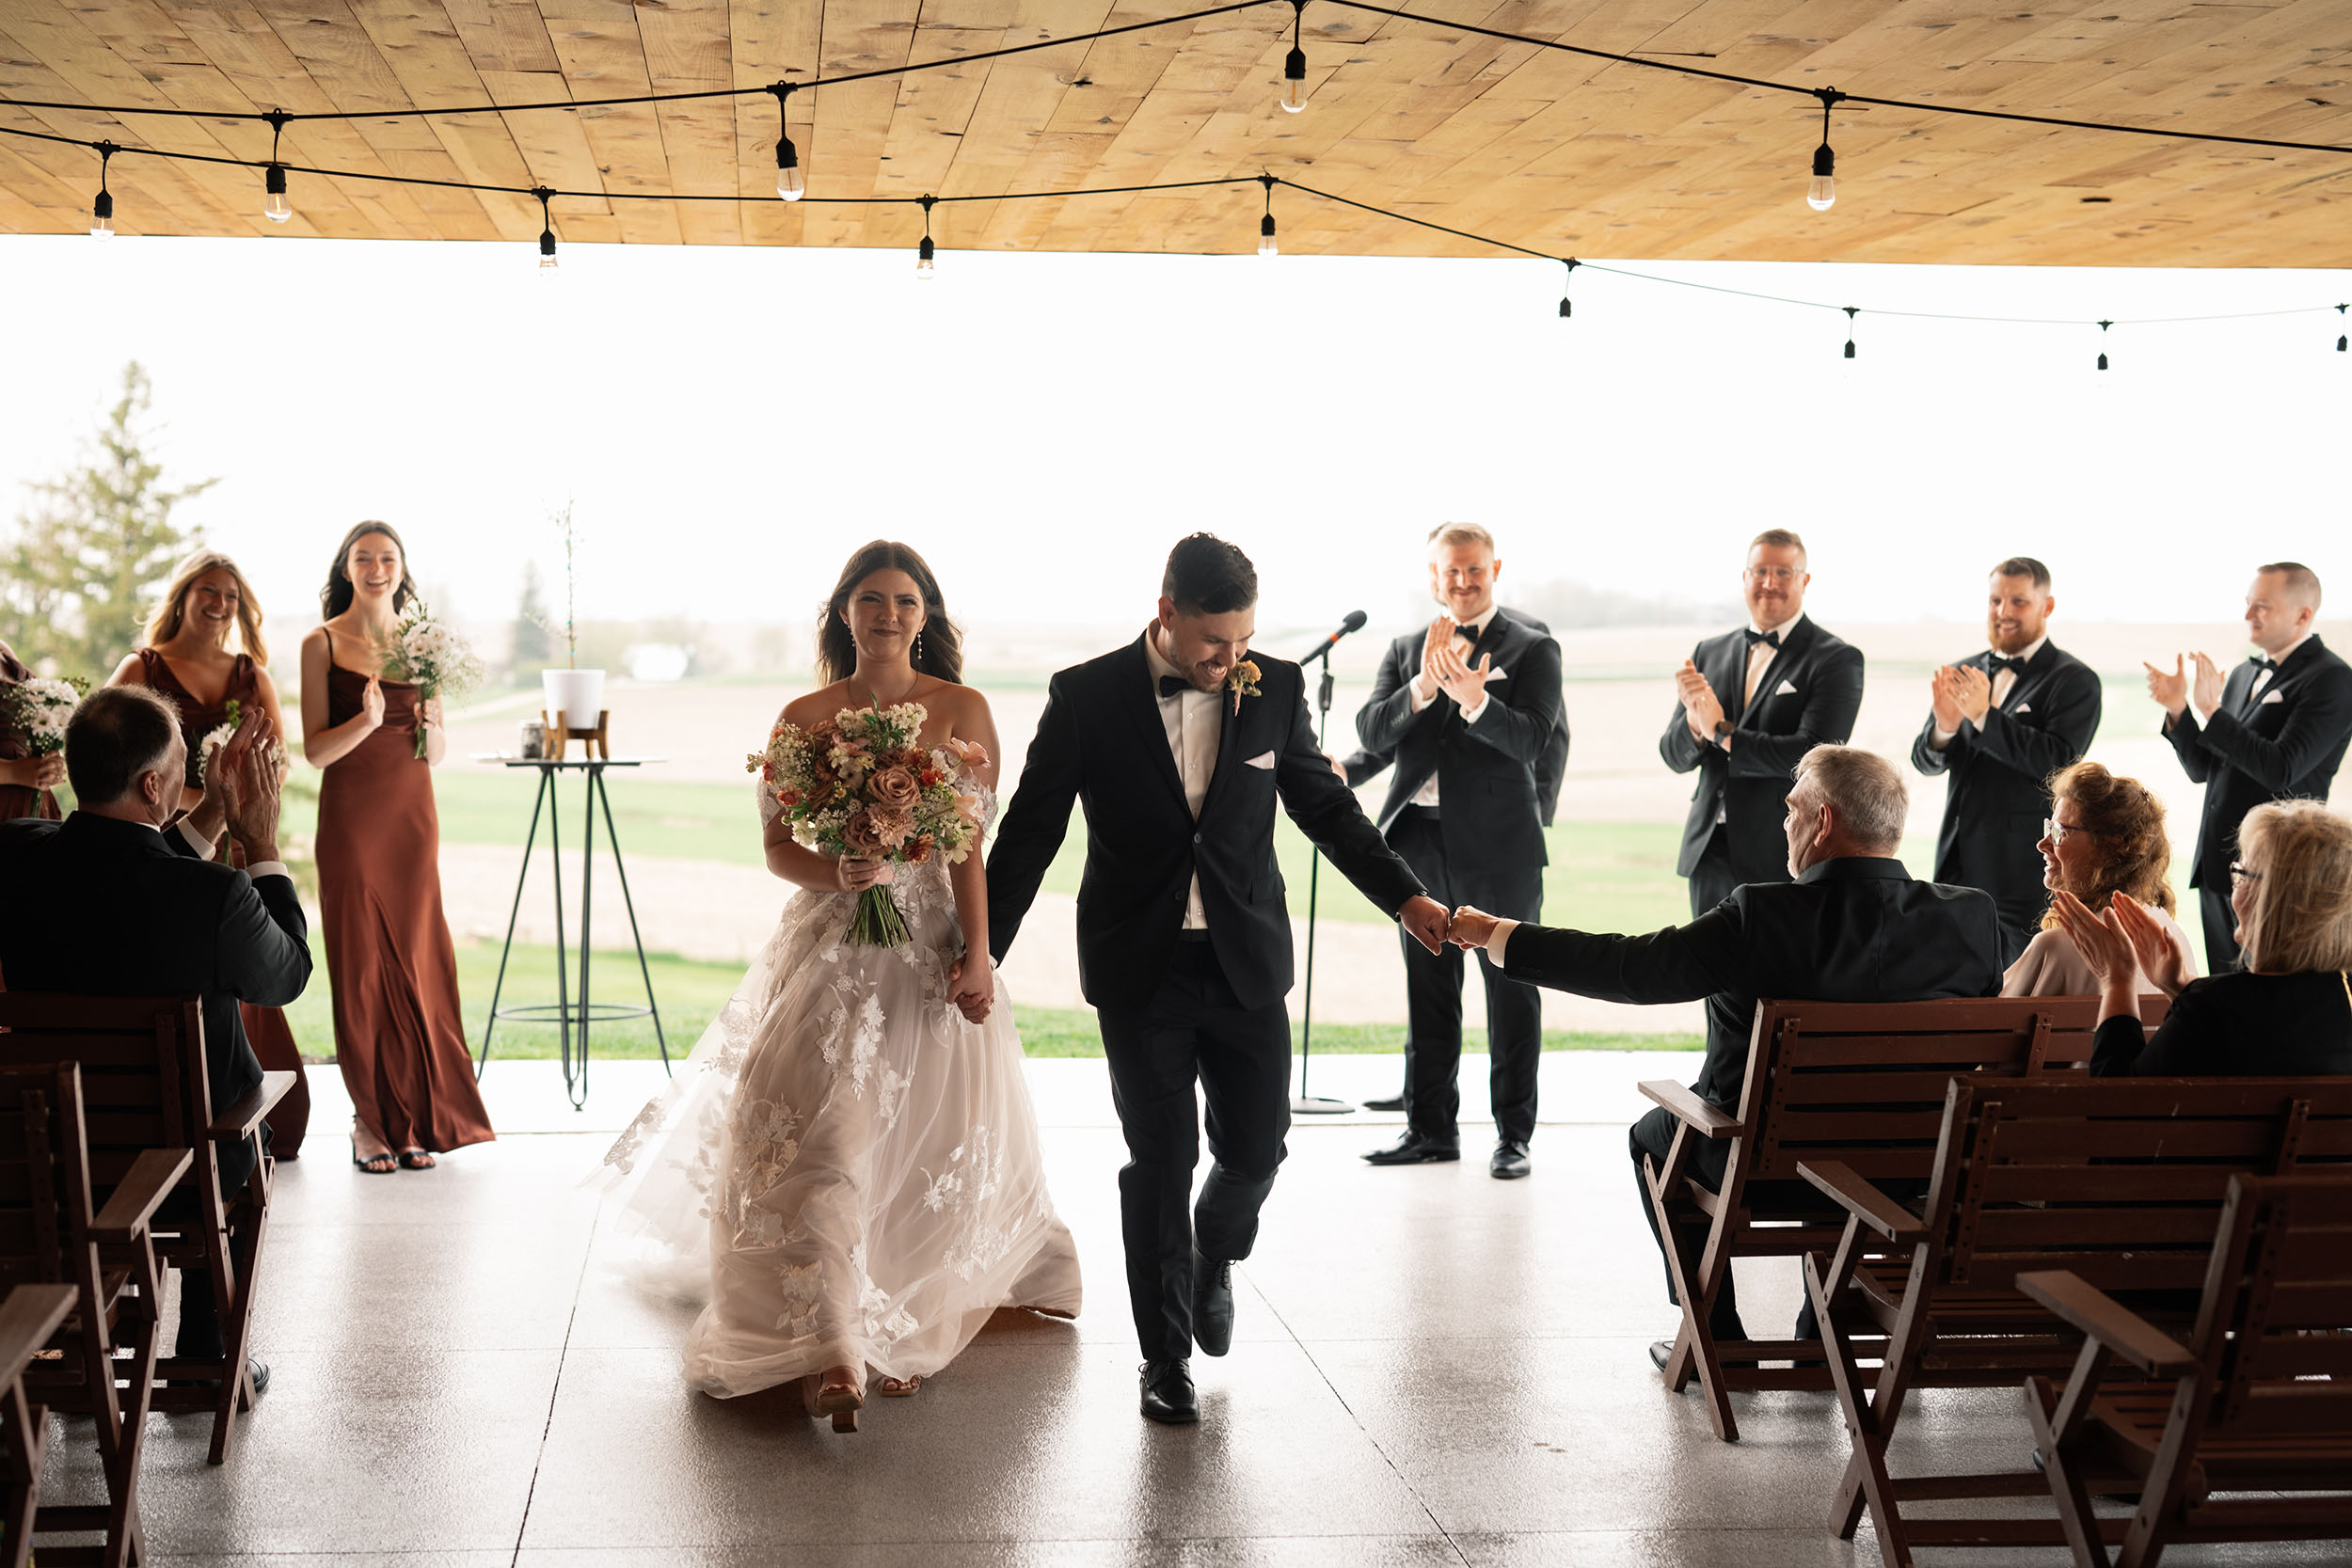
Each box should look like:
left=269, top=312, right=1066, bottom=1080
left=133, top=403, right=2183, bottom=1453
left=877, top=1374, right=922, bottom=1398
left=812, top=1369, right=863, bottom=1433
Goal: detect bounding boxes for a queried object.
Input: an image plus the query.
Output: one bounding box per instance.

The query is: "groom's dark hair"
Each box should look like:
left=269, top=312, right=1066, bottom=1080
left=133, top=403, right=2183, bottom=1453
left=1163, top=534, right=1257, bottom=615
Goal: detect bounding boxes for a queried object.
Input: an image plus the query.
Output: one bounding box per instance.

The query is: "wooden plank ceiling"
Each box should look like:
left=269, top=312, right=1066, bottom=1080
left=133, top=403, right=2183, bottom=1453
left=0, top=1, right=2347, bottom=266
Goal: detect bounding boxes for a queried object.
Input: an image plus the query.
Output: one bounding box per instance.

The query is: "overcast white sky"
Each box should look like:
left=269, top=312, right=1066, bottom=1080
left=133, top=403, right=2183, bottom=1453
left=2, top=232, right=2345, bottom=639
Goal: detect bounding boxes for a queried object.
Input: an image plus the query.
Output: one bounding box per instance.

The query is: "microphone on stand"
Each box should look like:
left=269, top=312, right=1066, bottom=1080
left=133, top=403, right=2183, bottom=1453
left=1298, top=609, right=1368, bottom=667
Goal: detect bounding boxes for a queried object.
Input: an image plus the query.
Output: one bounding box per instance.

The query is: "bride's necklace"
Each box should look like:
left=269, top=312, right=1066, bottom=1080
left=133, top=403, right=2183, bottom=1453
left=857, top=666, right=922, bottom=709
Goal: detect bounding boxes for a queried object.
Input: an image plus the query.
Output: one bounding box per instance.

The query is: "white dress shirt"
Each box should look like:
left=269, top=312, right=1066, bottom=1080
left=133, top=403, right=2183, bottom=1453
left=1708, top=610, right=1803, bottom=822
left=1406, top=605, right=1499, bottom=809
left=2250, top=629, right=2312, bottom=705
left=1143, top=626, right=1219, bottom=930
left=166, top=817, right=289, bottom=882
left=1933, top=632, right=2046, bottom=747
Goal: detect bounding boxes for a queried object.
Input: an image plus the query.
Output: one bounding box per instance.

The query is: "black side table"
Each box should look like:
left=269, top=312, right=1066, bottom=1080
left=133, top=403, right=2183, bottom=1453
left=473, top=756, right=671, bottom=1108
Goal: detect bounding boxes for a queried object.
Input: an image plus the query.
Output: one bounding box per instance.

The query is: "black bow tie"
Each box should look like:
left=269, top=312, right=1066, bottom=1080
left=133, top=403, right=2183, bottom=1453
left=2250, top=654, right=2278, bottom=671
left=1987, top=655, right=2026, bottom=676
left=1157, top=674, right=1196, bottom=699
left=1455, top=623, right=1483, bottom=643
left=1743, top=628, right=1781, bottom=650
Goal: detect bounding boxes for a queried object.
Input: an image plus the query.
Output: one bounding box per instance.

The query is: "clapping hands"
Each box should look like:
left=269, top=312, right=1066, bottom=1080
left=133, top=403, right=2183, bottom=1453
left=1676, top=659, right=1725, bottom=740
left=2050, top=889, right=2194, bottom=1000
left=1422, top=619, right=1499, bottom=711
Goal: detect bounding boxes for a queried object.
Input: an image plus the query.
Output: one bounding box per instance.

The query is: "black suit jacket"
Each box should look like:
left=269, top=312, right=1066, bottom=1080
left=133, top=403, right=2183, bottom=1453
left=2091, top=970, right=2352, bottom=1076
left=1340, top=606, right=1567, bottom=828
left=1660, top=615, right=1866, bottom=883
left=1337, top=610, right=1565, bottom=873
left=0, top=813, right=310, bottom=1194
left=1910, top=640, right=2102, bottom=926
left=2163, top=634, right=2352, bottom=888
left=989, top=636, right=1426, bottom=1012
left=1499, top=857, right=2013, bottom=1110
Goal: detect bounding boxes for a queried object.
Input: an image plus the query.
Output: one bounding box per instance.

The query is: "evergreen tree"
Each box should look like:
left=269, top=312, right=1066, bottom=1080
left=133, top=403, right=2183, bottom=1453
left=512, top=560, right=552, bottom=673
left=1, top=362, right=217, bottom=676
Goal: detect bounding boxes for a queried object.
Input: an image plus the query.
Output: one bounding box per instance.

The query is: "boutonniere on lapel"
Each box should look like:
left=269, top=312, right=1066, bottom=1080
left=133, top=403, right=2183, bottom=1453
left=1226, top=659, right=1263, bottom=716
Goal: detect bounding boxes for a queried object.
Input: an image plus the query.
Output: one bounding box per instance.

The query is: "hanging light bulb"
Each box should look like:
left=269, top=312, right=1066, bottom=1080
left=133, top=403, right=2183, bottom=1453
left=1805, top=89, right=1842, bottom=211
left=771, top=84, right=805, bottom=200
left=262, top=110, right=293, bottom=224
left=1257, top=173, right=1279, bottom=257
left=1558, top=258, right=1578, bottom=318
left=534, top=186, right=558, bottom=277
left=1280, top=2, right=1309, bottom=113
left=2336, top=304, right=2346, bottom=353
left=90, top=141, right=115, bottom=239
left=1842, top=305, right=1858, bottom=359
left=915, top=195, right=937, bottom=278
left=2096, top=319, right=2112, bottom=371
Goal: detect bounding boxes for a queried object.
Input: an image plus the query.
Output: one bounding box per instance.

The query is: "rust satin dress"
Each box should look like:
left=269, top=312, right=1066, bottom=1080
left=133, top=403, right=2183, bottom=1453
left=134, top=648, right=315, bottom=1156
left=316, top=638, right=495, bottom=1153
left=0, top=641, right=63, bottom=823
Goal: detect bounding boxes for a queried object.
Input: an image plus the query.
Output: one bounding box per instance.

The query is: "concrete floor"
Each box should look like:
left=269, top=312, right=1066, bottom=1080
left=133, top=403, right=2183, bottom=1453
left=33, top=1059, right=2344, bottom=1567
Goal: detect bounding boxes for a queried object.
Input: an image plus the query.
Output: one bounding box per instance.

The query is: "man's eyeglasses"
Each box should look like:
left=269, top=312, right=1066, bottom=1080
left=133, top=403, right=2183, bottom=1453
left=2229, top=862, right=2265, bottom=887
left=1745, top=566, right=1801, bottom=584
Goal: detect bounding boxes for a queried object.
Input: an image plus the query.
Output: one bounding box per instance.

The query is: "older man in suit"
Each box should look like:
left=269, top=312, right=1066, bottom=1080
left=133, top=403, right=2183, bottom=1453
left=1661, top=529, right=1866, bottom=918
left=0, top=685, right=309, bottom=1388
left=1912, top=557, right=2103, bottom=938
left=1444, top=747, right=2014, bottom=1362
left=1341, top=524, right=1565, bottom=1179
left=2149, top=562, right=2352, bottom=974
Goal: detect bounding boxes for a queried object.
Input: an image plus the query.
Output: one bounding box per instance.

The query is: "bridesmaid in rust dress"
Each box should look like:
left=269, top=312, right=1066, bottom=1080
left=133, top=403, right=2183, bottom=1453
left=107, top=550, right=314, bottom=1157
left=301, top=521, right=494, bottom=1173
left=0, top=638, right=66, bottom=821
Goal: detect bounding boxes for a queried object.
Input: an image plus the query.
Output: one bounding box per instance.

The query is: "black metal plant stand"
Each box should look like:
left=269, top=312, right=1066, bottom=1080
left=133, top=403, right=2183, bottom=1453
left=475, top=756, right=670, bottom=1109
left=1293, top=664, right=1355, bottom=1116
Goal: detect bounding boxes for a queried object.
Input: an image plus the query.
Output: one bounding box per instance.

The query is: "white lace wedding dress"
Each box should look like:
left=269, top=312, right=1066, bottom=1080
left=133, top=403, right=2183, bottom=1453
left=594, top=777, right=1082, bottom=1397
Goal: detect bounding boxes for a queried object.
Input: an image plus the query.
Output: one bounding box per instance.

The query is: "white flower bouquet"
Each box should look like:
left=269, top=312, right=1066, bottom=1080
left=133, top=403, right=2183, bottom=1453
left=376, top=597, right=485, bottom=759
left=4, top=674, right=86, bottom=756
left=746, top=702, right=986, bottom=945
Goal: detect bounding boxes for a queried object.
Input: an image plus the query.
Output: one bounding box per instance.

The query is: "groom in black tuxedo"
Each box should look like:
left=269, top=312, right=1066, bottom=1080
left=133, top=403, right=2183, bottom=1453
left=1339, top=523, right=1564, bottom=1179
left=989, top=535, right=1447, bottom=1425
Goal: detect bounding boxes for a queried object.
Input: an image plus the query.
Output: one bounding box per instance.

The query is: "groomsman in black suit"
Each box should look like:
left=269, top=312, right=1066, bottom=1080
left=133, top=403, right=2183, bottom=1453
left=1661, top=530, right=1866, bottom=917
left=989, top=534, right=1448, bottom=1425
left=1340, top=524, right=1565, bottom=1180
left=1911, top=557, right=2103, bottom=938
left=2149, top=562, right=2352, bottom=974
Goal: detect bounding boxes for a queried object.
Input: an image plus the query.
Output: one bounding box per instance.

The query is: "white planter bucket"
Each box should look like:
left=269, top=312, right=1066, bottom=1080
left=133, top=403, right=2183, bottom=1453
left=541, top=668, right=607, bottom=729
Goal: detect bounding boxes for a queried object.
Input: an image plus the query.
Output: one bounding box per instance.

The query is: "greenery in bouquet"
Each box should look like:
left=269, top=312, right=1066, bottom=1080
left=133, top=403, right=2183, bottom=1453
left=3, top=673, right=87, bottom=756
left=747, top=701, right=986, bottom=946
left=376, top=595, right=485, bottom=759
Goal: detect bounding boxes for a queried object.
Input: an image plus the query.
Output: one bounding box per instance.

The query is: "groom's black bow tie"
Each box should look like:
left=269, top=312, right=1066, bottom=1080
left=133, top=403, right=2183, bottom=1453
left=1986, top=655, right=2026, bottom=676
left=1742, top=628, right=1781, bottom=649
left=1157, top=674, right=1196, bottom=699
left=2250, top=654, right=2278, bottom=670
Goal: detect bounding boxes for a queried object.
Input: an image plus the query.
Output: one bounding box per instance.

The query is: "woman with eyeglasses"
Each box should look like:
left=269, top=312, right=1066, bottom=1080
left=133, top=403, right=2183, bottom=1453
left=2059, top=799, right=2352, bottom=1075
left=2001, top=761, right=2198, bottom=997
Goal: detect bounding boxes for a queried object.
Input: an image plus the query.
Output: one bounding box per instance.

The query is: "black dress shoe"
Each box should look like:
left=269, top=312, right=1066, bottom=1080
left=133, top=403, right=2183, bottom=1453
left=1361, top=1095, right=1406, bottom=1113
left=1362, top=1132, right=1460, bottom=1165
left=1489, top=1140, right=1531, bottom=1180
left=1139, top=1358, right=1198, bottom=1425
left=1192, top=1251, right=1234, bottom=1358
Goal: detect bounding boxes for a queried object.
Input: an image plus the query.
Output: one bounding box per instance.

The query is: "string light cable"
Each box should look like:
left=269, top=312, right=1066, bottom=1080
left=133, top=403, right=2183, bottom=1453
left=1281, top=1, right=1310, bottom=114
left=535, top=186, right=557, bottom=275
left=262, top=109, right=291, bottom=223
left=1842, top=305, right=1858, bottom=359
left=89, top=139, right=113, bottom=238
left=1258, top=173, right=1279, bottom=257
left=916, top=194, right=937, bottom=278
left=771, top=83, right=804, bottom=201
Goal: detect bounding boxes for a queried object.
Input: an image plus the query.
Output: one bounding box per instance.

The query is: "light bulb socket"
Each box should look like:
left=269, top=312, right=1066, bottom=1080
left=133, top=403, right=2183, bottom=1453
left=2338, top=335, right=2348, bottom=352
left=539, top=227, right=556, bottom=257
left=918, top=235, right=935, bottom=263
left=1843, top=339, right=1855, bottom=359
left=265, top=164, right=288, bottom=197
left=777, top=135, right=799, bottom=173
left=1261, top=213, right=1276, bottom=240
left=2097, top=352, right=2109, bottom=371
left=93, top=189, right=113, bottom=224
left=1811, top=143, right=1835, bottom=179
left=1284, top=47, right=1306, bottom=83
left=1558, top=296, right=1571, bottom=318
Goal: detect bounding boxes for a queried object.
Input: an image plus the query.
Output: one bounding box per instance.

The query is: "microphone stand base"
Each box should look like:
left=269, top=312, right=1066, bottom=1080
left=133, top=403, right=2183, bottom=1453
left=1291, top=1095, right=1356, bottom=1116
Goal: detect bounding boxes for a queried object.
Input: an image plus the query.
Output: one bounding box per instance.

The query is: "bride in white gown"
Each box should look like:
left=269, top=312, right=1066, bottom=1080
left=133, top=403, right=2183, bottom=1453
left=596, top=542, right=1081, bottom=1430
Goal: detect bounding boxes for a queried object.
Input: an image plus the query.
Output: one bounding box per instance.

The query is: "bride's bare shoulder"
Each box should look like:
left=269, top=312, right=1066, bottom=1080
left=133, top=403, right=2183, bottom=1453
left=918, top=678, right=991, bottom=724
left=778, top=681, right=852, bottom=728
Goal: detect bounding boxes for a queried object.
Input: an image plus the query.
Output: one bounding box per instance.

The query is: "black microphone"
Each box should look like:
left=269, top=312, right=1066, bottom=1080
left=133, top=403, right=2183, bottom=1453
left=1298, top=610, right=1368, bottom=667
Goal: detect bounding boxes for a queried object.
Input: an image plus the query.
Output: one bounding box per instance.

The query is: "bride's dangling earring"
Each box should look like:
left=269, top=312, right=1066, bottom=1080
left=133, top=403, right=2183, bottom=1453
left=914, top=630, right=923, bottom=665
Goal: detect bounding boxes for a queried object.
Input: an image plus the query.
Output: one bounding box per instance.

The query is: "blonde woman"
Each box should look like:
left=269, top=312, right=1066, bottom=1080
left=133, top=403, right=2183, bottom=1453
left=2059, top=800, right=2352, bottom=1075
left=108, top=548, right=310, bottom=1157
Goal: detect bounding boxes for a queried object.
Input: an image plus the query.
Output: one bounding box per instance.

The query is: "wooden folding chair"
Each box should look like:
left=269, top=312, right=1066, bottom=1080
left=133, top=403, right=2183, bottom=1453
left=0, top=1281, right=79, bottom=1568
left=0, top=993, right=293, bottom=1465
left=0, top=1062, right=189, bottom=1568
left=1639, top=994, right=2161, bottom=1440
left=2021, top=1171, right=2352, bottom=1568
left=1799, top=1074, right=2352, bottom=1567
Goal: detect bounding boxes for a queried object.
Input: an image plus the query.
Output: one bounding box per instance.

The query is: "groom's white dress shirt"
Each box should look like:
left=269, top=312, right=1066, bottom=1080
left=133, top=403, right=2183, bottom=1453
left=1144, top=626, right=1218, bottom=930
left=1403, top=604, right=1497, bottom=810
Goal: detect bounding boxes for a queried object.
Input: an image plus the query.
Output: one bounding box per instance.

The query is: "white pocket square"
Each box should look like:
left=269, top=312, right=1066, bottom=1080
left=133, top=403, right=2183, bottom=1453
left=1484, top=668, right=1507, bottom=682
left=2014, top=702, right=2033, bottom=715
left=1773, top=679, right=1799, bottom=697
left=1244, top=750, right=1277, bottom=769
left=2260, top=689, right=2285, bottom=705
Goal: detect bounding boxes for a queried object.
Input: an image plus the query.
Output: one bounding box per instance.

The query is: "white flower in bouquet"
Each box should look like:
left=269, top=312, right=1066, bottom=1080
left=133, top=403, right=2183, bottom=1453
left=376, top=597, right=485, bottom=759
left=8, top=676, right=85, bottom=755
left=196, top=698, right=243, bottom=783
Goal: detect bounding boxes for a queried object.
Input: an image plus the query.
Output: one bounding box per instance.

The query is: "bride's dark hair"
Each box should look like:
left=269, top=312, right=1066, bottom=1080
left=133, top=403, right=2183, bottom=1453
left=817, top=542, right=962, bottom=686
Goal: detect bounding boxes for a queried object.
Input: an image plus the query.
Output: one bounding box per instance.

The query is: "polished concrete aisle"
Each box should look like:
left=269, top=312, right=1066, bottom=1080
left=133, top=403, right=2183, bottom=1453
left=40, top=1063, right=2346, bottom=1567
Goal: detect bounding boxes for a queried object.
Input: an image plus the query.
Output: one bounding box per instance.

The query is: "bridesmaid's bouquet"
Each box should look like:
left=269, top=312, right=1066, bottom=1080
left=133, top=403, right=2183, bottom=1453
left=4, top=674, right=87, bottom=755
left=197, top=698, right=242, bottom=783
left=376, top=598, right=485, bottom=759
left=748, top=702, right=987, bottom=946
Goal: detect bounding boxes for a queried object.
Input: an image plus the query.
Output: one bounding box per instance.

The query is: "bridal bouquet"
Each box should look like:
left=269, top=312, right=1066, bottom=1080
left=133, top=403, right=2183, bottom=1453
left=376, top=597, right=485, bottom=759
left=748, top=702, right=986, bottom=946
left=3, top=674, right=85, bottom=755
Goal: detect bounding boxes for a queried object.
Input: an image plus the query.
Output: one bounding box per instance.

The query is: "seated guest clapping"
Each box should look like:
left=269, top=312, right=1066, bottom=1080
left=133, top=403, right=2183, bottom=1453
left=2002, top=761, right=2199, bottom=997
left=2059, top=800, right=2352, bottom=1075
left=1446, top=746, right=2014, bottom=1359
left=0, top=685, right=310, bottom=1388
